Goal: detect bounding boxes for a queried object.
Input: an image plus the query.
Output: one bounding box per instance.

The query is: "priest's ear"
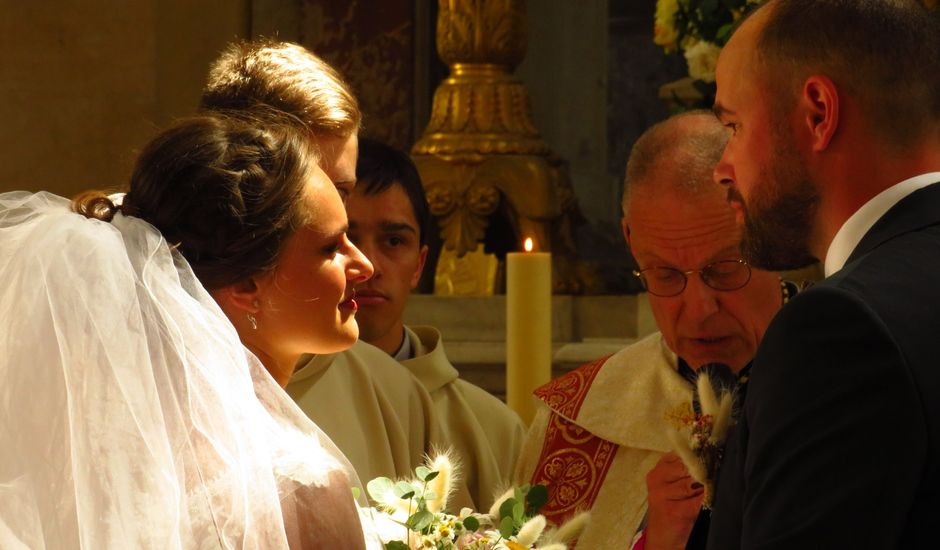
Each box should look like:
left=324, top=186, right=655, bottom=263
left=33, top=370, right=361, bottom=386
left=622, top=217, right=632, bottom=247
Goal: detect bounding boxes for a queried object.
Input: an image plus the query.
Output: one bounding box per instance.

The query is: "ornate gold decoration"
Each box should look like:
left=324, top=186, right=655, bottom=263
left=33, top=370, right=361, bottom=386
left=436, top=0, right=526, bottom=67
left=413, top=0, right=584, bottom=293
left=433, top=243, right=499, bottom=296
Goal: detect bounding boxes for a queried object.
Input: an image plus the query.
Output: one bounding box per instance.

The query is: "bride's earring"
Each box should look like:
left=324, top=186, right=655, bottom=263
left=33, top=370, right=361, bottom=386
left=247, top=300, right=260, bottom=330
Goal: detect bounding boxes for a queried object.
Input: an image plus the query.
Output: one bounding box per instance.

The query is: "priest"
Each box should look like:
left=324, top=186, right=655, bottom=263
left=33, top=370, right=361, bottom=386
left=514, top=111, right=791, bottom=549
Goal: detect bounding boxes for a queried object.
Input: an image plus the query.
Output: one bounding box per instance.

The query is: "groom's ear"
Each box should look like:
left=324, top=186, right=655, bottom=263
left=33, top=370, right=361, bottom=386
left=214, top=278, right=262, bottom=314
left=800, top=74, right=839, bottom=153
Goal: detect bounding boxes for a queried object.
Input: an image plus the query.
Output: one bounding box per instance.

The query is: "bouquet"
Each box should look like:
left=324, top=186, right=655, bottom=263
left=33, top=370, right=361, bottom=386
left=365, top=453, right=589, bottom=549
left=664, top=365, right=738, bottom=508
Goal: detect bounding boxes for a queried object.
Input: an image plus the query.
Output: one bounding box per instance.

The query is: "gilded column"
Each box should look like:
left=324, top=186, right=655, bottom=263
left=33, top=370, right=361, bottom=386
left=413, top=0, right=583, bottom=293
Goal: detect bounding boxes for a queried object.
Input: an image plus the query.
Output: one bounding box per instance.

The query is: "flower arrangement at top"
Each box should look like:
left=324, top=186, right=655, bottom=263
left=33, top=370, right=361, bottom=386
left=655, top=0, right=940, bottom=104
left=654, top=0, right=762, bottom=93
left=365, top=453, right=589, bottom=549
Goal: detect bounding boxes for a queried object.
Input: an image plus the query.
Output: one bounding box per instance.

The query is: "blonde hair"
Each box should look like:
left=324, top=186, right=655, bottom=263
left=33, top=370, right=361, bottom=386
left=201, top=39, right=361, bottom=137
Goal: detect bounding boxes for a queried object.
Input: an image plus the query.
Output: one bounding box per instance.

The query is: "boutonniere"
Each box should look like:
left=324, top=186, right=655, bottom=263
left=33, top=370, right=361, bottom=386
left=664, top=364, right=738, bottom=508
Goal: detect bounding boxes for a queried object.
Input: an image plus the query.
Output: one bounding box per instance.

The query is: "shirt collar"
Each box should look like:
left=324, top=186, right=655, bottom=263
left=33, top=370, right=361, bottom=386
left=824, top=172, right=940, bottom=276
left=392, top=328, right=413, bottom=361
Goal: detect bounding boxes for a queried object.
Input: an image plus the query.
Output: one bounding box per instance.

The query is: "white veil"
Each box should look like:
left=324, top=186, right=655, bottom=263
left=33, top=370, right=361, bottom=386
left=0, top=191, right=368, bottom=549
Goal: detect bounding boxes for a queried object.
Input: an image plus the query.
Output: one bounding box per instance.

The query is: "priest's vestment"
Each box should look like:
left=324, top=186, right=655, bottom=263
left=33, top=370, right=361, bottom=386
left=514, top=332, right=692, bottom=548
left=287, top=340, right=473, bottom=510
left=402, top=326, right=526, bottom=509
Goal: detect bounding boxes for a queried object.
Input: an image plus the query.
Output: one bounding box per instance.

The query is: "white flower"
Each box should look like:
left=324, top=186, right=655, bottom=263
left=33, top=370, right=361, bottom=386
left=684, top=41, right=722, bottom=83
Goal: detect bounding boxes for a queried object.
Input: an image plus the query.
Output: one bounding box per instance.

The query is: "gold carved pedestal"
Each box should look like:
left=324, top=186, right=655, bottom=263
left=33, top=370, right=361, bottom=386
left=413, top=0, right=583, bottom=294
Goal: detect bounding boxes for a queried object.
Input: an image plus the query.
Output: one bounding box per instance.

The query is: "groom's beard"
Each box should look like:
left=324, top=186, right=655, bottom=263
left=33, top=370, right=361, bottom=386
left=734, top=142, right=820, bottom=271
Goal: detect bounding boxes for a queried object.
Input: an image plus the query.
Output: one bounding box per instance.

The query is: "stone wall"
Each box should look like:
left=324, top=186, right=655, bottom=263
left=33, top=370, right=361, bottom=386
left=0, top=1, right=249, bottom=197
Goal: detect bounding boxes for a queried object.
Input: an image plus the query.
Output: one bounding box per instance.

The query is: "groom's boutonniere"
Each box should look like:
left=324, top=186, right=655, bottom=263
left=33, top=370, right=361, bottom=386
left=664, top=363, right=738, bottom=508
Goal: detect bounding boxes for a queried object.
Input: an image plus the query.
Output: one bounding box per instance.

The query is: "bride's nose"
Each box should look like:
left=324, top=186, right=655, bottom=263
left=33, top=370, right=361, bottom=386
left=345, top=239, right=373, bottom=283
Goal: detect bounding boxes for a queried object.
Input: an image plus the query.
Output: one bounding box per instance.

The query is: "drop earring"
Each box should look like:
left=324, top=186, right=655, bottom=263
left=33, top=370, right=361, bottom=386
left=246, top=313, right=258, bottom=330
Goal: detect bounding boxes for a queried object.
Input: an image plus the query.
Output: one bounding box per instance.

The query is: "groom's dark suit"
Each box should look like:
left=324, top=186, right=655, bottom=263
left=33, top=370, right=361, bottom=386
left=707, top=182, right=940, bottom=549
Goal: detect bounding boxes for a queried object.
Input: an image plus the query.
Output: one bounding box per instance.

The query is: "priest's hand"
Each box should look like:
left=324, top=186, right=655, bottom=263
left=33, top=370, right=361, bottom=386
left=644, top=452, right=704, bottom=550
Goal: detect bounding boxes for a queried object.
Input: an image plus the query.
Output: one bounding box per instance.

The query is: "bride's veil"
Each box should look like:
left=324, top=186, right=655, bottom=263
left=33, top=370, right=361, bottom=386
left=0, top=191, right=365, bottom=548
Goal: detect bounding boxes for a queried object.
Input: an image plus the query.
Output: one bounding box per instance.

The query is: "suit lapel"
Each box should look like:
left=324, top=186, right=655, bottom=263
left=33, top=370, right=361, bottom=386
left=847, top=181, right=940, bottom=265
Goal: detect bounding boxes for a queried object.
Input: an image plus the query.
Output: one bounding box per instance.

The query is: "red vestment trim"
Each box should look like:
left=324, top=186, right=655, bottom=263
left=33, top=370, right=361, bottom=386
left=533, top=354, right=611, bottom=419
left=530, top=355, right=619, bottom=527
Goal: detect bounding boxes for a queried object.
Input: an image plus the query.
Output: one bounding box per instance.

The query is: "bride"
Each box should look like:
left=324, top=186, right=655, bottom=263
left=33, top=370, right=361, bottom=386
left=0, top=110, right=375, bottom=548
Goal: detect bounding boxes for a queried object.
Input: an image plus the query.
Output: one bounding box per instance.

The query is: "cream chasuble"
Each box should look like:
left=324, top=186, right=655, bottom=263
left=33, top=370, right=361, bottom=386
left=402, top=326, right=526, bottom=510
left=287, top=340, right=473, bottom=511
left=513, top=332, right=692, bottom=549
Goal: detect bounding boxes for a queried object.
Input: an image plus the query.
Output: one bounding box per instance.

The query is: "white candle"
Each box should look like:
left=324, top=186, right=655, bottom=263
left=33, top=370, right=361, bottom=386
left=506, top=237, right=552, bottom=425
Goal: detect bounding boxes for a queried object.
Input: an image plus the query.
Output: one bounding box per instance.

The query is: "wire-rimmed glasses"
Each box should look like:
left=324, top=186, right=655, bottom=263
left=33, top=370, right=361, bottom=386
left=632, top=259, right=752, bottom=297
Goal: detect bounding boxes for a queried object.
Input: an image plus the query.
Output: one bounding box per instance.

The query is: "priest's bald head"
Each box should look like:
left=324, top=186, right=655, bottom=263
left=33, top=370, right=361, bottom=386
left=621, top=111, right=782, bottom=373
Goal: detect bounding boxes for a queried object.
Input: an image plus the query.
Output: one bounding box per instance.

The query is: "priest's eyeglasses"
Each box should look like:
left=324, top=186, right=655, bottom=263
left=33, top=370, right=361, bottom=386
left=632, top=259, right=752, bottom=297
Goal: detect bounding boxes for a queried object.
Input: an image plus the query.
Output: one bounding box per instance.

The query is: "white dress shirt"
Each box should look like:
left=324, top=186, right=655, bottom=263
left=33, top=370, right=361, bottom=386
left=824, top=172, right=940, bottom=276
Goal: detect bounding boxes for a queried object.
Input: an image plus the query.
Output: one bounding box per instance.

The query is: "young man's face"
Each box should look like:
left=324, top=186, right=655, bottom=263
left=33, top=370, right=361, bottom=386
left=346, top=182, right=428, bottom=354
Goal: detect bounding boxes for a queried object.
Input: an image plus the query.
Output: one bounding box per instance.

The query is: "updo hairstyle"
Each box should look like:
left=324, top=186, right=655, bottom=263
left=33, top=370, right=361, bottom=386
left=73, top=110, right=318, bottom=290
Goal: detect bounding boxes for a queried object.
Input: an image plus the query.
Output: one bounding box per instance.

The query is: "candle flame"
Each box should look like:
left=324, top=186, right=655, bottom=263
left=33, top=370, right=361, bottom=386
left=524, top=237, right=534, bottom=252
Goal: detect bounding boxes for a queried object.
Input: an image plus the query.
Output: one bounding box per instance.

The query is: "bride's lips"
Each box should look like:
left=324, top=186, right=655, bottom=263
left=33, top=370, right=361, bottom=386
left=339, top=290, right=358, bottom=312
left=354, top=288, right=389, bottom=306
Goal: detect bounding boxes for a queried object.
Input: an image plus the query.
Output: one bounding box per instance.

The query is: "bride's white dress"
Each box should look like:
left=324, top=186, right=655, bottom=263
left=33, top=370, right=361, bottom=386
left=0, top=191, right=373, bottom=549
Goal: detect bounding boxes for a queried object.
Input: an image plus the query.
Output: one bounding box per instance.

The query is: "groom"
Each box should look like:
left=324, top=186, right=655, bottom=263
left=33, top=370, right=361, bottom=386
left=707, top=1, right=940, bottom=548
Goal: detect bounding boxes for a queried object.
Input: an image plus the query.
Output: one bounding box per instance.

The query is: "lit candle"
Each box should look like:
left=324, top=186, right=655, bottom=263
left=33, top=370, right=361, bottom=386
left=506, top=237, right=552, bottom=425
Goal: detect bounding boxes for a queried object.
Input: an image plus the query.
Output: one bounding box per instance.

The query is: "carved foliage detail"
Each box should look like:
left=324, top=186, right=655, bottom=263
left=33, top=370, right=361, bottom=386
left=437, top=0, right=526, bottom=66
left=424, top=162, right=502, bottom=255
left=415, top=79, right=545, bottom=155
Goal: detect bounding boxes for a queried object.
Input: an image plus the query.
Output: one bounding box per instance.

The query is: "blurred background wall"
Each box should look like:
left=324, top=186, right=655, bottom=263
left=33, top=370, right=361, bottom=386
left=0, top=0, right=250, bottom=197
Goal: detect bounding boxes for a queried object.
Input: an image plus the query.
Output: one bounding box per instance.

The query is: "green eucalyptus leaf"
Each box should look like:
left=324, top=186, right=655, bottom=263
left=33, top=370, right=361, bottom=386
left=415, top=466, right=431, bottom=480
left=498, top=498, right=517, bottom=520
left=424, top=471, right=439, bottom=482
left=394, top=480, right=417, bottom=500
left=463, top=516, right=480, bottom=531
left=512, top=501, right=524, bottom=523
left=526, top=484, right=549, bottom=514
left=385, top=541, right=410, bottom=550
left=407, top=510, right=435, bottom=532
left=700, top=0, right=720, bottom=16
left=715, top=23, right=734, bottom=45
left=367, top=477, right=394, bottom=501
left=499, top=516, right=515, bottom=539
